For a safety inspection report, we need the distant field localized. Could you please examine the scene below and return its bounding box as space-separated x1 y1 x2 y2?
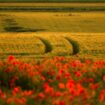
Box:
0 3 105 12
0 12 105 33
0 3 105 6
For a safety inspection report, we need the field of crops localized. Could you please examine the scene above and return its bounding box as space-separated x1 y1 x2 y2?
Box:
0 32 104 61
0 2 105 61
0 11 105 60
0 12 105 33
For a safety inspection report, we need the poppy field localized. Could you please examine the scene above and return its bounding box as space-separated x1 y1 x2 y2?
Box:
0 55 105 105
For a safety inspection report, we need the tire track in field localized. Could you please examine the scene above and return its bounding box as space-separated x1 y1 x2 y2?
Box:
64 37 80 55
36 37 52 53
36 36 79 55
54 37 73 55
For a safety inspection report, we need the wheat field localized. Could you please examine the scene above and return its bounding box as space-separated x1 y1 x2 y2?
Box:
0 12 105 33
0 32 104 61
0 10 105 60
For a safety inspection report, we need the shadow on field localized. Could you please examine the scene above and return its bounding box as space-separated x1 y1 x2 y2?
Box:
3 17 47 32
4 26 47 32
